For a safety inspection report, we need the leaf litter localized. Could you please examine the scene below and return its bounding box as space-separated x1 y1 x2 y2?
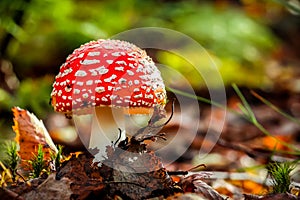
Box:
1 89 300 200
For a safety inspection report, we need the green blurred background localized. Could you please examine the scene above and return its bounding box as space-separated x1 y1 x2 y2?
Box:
0 0 300 144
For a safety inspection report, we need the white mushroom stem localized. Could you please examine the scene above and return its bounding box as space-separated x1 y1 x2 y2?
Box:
89 107 125 162
90 106 153 163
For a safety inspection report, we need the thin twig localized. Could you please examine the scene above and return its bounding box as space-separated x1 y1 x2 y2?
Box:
149 98 176 129
114 128 123 146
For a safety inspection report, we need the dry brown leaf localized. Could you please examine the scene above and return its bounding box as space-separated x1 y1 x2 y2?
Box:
56 139 181 199
180 173 224 200
12 107 58 170
101 140 180 199
23 174 72 200
56 152 104 200
3 174 71 199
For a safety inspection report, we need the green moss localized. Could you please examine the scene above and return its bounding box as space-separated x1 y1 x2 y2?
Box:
268 161 296 194
28 144 46 178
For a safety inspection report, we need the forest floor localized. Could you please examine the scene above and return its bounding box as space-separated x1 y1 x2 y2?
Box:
0 86 299 200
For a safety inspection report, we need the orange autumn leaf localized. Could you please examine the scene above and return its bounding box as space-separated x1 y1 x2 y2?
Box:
230 180 267 194
12 107 58 170
262 135 292 151
170 175 181 183
215 185 234 198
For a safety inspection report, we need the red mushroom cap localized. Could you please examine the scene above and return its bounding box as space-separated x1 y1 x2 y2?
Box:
50 39 166 116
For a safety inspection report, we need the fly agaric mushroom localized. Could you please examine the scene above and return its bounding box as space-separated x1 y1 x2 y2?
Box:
50 39 166 162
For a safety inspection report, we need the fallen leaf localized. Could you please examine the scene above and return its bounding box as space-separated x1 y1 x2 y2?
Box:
12 107 58 170
56 152 104 199
101 139 180 199
23 174 72 200
262 135 293 151
180 173 224 200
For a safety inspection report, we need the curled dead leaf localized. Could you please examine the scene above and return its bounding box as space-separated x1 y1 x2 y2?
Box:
12 107 58 170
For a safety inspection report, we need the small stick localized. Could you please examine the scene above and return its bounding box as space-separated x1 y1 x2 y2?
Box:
167 164 206 176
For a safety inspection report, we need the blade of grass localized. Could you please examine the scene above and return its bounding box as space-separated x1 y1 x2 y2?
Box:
251 90 300 126
237 103 252 118
166 86 223 107
232 83 257 123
